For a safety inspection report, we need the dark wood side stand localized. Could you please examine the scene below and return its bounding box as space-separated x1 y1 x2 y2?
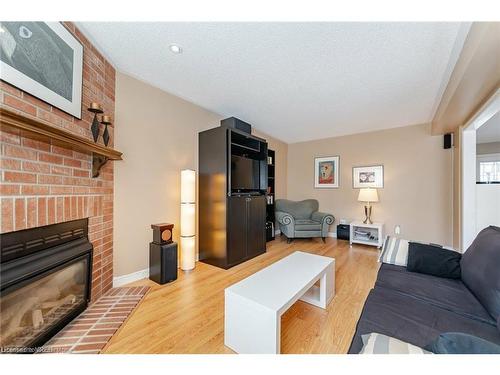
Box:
0 107 123 177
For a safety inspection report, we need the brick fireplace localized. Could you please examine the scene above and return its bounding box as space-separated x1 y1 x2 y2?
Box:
0 22 116 301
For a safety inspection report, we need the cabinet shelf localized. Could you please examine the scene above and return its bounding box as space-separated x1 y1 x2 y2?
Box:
0 107 122 177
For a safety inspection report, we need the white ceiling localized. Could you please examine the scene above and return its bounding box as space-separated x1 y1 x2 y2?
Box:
78 22 470 143
477 111 500 144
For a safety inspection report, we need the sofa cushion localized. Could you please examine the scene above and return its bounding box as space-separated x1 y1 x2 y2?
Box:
360 333 431 354
407 242 462 279
294 219 322 231
425 332 500 354
379 236 409 266
275 199 318 219
348 286 500 354
461 226 500 321
376 264 495 325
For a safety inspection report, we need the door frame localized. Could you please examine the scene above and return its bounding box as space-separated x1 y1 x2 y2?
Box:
460 88 500 250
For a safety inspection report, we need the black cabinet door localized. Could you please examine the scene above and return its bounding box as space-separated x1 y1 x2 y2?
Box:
247 196 266 258
227 196 247 265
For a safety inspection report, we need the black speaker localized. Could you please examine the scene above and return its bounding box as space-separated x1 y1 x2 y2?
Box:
221 117 252 134
149 242 178 284
444 133 453 149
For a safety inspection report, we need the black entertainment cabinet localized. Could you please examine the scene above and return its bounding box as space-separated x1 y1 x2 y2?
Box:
199 124 268 269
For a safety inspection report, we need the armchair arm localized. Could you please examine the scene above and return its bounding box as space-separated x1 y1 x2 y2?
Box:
311 211 335 225
276 211 294 226
276 211 295 239
312 212 335 238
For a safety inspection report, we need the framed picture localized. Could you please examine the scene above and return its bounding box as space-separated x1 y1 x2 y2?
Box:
314 156 339 188
0 22 83 118
353 165 384 188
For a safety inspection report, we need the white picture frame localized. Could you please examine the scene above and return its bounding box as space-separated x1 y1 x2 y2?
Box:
353 165 384 188
314 156 340 188
0 22 83 118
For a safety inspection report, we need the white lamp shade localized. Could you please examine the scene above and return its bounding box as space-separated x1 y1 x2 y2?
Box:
181 169 196 203
358 188 379 202
180 203 196 236
180 236 195 270
180 169 196 271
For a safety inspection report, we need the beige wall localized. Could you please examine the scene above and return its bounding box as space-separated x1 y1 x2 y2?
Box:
114 73 288 277
477 141 500 155
114 73 222 277
287 123 454 245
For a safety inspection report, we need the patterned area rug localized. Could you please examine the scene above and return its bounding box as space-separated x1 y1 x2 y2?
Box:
42 286 150 354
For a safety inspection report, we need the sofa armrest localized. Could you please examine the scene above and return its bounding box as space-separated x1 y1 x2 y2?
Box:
311 211 335 225
276 211 294 226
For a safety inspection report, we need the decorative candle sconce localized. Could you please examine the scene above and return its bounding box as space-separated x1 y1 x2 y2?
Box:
87 102 103 142
101 115 112 146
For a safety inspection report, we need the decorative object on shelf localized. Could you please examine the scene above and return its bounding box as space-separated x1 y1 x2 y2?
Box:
180 169 196 271
149 223 177 285
0 22 83 118
314 156 339 188
353 165 384 188
358 188 379 224
101 115 112 146
88 102 103 142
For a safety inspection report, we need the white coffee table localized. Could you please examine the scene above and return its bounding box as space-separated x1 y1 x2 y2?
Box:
224 251 335 354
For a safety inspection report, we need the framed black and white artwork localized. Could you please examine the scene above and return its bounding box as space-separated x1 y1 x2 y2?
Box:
353 165 384 188
0 22 83 118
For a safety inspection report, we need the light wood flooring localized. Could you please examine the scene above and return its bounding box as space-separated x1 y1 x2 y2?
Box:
102 236 380 354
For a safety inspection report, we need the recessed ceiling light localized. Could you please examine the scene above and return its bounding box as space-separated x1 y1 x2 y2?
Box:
169 44 182 54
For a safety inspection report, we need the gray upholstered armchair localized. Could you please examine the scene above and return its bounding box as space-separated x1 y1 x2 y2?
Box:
275 199 335 243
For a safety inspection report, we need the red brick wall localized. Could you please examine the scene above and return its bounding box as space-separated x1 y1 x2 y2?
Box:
0 22 115 301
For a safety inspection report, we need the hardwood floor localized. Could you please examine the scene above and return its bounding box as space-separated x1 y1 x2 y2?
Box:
102 236 380 354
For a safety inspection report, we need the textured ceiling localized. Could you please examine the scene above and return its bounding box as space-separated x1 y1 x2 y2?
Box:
78 22 470 143
477 111 500 144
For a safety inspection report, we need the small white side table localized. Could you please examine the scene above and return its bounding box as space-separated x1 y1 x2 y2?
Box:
350 221 384 248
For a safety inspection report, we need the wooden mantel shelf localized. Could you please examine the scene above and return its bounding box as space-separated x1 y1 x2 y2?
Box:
0 107 123 177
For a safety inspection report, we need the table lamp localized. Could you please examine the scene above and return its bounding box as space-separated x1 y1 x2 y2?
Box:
358 188 378 224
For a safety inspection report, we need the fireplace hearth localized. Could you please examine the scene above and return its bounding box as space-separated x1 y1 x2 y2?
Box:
0 219 93 353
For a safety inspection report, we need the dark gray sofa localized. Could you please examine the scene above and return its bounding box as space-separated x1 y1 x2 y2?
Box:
348 226 500 353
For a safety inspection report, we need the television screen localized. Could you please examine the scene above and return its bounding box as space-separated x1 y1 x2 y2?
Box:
231 155 260 191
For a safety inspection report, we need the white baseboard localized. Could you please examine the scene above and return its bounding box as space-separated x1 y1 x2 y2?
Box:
113 268 149 287
275 229 281 235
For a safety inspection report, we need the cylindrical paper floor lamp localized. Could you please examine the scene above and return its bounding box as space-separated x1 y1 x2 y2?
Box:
180 169 196 271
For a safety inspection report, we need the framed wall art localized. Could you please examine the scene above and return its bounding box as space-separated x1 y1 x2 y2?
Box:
0 22 83 118
353 165 384 188
314 156 339 188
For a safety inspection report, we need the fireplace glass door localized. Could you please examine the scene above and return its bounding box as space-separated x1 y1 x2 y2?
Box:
0 256 89 351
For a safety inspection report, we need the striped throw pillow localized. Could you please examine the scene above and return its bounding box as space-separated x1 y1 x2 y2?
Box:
360 333 432 354
379 235 409 266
